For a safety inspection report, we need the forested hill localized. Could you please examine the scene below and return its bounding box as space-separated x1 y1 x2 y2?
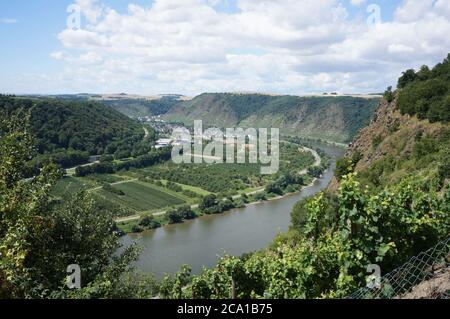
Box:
163 93 380 143
101 96 182 118
0 96 155 169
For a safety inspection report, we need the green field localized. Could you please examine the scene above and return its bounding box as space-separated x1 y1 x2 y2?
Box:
51 140 318 220
96 181 185 213
51 176 99 198
133 142 315 193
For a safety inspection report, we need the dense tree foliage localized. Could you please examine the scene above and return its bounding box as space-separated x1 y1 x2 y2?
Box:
0 96 156 170
75 148 172 177
141 143 314 193
265 173 304 196
165 206 197 225
397 53 450 122
199 194 237 215
0 110 156 298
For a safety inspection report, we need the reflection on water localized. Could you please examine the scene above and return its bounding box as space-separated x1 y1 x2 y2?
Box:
121 144 344 279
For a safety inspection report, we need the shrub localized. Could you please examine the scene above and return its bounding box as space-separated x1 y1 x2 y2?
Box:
383 86 395 103
139 215 161 229
372 135 383 149
102 183 125 196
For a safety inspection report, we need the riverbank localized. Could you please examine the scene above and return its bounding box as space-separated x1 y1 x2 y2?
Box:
120 143 344 278
115 146 323 234
116 174 316 234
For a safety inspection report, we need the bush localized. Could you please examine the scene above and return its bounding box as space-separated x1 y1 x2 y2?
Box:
413 135 438 159
139 215 161 229
100 154 114 163
132 225 144 233
383 86 395 103
254 192 267 201
102 183 125 196
335 158 352 181
199 194 219 214
166 210 183 224
177 206 196 220
165 206 197 224
372 135 384 149
307 166 324 178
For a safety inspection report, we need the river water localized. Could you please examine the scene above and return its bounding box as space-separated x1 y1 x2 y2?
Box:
121 144 344 279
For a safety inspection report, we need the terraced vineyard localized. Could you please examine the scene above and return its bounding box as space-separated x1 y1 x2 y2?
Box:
96 181 186 212
51 176 99 198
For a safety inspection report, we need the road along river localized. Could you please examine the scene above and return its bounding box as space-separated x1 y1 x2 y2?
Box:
120 144 344 279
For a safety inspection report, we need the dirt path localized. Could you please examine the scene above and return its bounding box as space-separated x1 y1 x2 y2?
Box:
298 146 321 175
65 160 100 176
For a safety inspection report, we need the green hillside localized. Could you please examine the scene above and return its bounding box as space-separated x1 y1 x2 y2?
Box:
163 93 380 143
101 96 182 118
0 96 155 169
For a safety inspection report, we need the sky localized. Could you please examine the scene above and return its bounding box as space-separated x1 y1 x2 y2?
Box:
0 0 449 96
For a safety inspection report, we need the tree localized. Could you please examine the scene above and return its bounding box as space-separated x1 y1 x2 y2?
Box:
166 210 183 224
383 86 394 103
307 166 324 178
0 110 141 298
397 69 417 89
265 182 283 195
335 158 352 181
199 194 219 214
416 65 431 81
177 206 196 220
100 154 114 163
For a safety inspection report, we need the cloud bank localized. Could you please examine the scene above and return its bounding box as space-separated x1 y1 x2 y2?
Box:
50 0 450 95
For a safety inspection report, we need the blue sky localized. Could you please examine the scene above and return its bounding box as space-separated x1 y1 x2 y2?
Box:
0 0 448 95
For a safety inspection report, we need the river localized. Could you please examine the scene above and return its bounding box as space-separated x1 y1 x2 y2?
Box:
120 144 344 279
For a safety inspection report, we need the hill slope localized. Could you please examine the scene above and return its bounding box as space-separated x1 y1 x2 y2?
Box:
100 96 182 118
333 54 450 191
0 96 155 169
163 93 380 143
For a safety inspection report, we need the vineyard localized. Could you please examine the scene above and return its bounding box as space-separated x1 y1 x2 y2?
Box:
157 172 450 299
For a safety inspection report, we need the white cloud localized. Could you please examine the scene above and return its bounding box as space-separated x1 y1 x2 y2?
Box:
1 18 18 24
50 51 66 60
350 0 366 6
75 0 104 23
40 0 450 95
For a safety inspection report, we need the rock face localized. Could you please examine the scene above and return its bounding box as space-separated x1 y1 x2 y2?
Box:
348 97 443 169
400 268 450 299
327 96 445 191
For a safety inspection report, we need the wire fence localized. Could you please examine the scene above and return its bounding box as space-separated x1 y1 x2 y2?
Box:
348 237 450 299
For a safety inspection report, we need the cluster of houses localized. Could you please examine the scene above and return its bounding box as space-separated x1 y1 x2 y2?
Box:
155 131 258 151
155 138 173 149
155 135 192 149
138 115 165 123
